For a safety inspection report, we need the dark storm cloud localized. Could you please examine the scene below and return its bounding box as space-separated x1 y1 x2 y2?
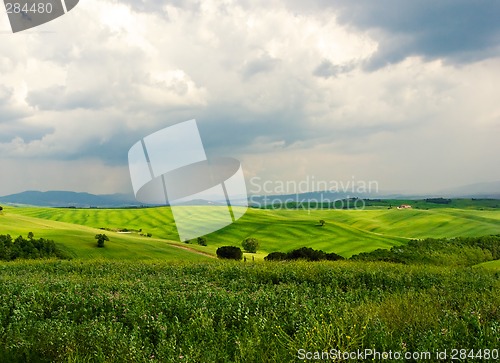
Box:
290 0 500 68
26 85 107 110
313 60 355 78
241 54 281 79
0 123 53 144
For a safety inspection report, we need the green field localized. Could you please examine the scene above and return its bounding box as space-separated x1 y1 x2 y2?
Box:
475 259 500 271
0 210 210 262
1 205 500 362
0 259 499 362
2 205 500 260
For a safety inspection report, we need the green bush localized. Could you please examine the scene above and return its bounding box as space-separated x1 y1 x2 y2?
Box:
242 237 259 253
216 246 243 260
0 233 66 261
265 247 344 262
351 235 500 266
264 252 287 261
95 234 109 248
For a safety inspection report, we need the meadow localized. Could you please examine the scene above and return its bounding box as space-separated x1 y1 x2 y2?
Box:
0 210 210 262
4 205 500 260
0 260 498 362
0 204 499 362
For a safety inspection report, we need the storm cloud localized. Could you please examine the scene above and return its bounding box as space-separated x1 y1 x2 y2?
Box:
0 0 499 195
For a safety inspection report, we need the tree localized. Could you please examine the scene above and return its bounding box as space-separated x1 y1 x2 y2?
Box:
0 206 3 212
95 234 109 248
264 252 287 261
216 246 243 260
242 237 259 253
28 232 34 240
319 220 326 227
197 236 207 246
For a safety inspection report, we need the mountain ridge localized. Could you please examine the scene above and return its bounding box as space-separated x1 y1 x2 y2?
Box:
0 190 142 208
1 181 499 208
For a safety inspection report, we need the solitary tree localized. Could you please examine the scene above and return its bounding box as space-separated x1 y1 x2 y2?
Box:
319 220 326 227
95 234 109 248
197 236 207 246
242 237 259 253
0 206 3 212
27 232 34 240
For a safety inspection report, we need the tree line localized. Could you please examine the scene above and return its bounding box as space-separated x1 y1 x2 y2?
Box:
0 233 68 261
351 235 500 266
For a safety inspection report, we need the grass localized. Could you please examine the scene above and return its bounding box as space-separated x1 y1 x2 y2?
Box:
4 206 500 260
0 259 498 362
361 198 500 210
0 211 209 262
0 204 499 361
475 259 500 271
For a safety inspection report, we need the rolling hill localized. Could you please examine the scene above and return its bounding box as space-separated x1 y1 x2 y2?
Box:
3 205 500 260
0 209 210 261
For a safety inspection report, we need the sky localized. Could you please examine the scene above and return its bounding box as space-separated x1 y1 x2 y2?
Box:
1 0 499 196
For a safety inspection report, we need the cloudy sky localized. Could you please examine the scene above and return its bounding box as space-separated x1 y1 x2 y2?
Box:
1 0 499 196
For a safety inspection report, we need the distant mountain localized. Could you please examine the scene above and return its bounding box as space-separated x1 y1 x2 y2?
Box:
438 181 500 199
1 181 499 208
0 191 144 208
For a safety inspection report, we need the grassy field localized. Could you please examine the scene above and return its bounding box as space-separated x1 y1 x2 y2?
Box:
1 204 499 362
361 198 500 210
3 205 500 260
0 259 498 362
475 259 500 271
0 210 210 262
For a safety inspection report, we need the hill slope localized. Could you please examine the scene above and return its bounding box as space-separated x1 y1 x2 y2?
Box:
0 210 210 261
5 206 500 259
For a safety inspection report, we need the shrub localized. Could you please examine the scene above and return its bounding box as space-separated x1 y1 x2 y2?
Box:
197 237 207 246
242 237 259 253
264 252 288 261
265 247 345 262
216 246 243 260
325 252 344 261
0 233 66 260
95 234 109 248
288 247 325 261
350 235 500 266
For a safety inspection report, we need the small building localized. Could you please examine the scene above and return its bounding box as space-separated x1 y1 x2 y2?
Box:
397 204 412 209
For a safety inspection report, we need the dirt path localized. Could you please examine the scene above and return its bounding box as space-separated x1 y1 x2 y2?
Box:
167 243 216 258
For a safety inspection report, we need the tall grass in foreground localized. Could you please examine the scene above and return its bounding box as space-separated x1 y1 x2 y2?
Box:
0 260 498 362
